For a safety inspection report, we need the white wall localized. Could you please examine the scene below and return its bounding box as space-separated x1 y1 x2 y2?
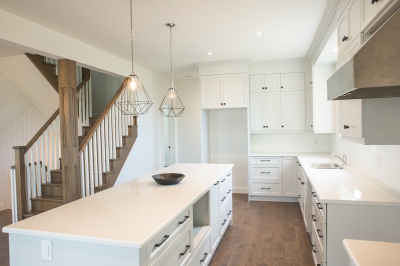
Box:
174 79 202 163
209 109 248 193
251 133 332 153
331 135 400 192
115 65 170 184
0 71 47 210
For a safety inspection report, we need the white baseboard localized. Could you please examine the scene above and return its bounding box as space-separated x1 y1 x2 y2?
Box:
232 186 248 194
0 202 4 211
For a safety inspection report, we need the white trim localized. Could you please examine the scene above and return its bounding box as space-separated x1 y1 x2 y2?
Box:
250 58 307 65
249 195 299 202
195 59 252 66
232 186 248 194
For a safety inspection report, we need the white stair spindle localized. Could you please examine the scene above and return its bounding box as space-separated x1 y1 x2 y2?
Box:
105 115 110 171
101 120 106 172
30 149 36 198
93 132 98 188
112 106 117 158
84 146 89 196
97 127 103 186
80 154 85 197
55 116 60 169
77 89 82 136
35 142 41 196
85 82 89 126
25 153 32 212
108 111 113 160
40 135 45 184
45 128 50 182
89 138 94 195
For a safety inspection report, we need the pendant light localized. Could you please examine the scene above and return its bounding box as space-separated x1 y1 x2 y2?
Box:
115 0 152 115
159 23 185 117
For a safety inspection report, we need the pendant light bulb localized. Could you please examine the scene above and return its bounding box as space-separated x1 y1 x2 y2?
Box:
129 74 137 91
167 88 177 99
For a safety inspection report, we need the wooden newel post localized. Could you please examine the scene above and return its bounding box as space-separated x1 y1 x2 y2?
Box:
58 59 81 203
13 146 27 221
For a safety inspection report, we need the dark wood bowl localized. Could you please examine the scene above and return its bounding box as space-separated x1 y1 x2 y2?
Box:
152 173 185 185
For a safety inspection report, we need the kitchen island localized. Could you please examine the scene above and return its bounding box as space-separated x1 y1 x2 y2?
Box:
3 163 233 266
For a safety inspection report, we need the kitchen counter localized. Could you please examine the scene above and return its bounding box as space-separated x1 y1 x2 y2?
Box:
343 239 400 266
2 163 233 248
250 152 400 206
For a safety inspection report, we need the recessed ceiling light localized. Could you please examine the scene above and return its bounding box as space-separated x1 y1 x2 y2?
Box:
207 52 212 55
256 31 262 35
331 48 339 52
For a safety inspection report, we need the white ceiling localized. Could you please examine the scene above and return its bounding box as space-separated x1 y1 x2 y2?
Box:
315 28 338 66
0 0 327 79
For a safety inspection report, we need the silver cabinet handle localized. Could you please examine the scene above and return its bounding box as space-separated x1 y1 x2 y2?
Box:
261 160 270 162
317 229 323 238
227 173 231 177
261 172 270 174
261 187 271 190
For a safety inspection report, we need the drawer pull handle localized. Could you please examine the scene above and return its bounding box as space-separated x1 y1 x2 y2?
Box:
178 216 189 225
214 181 219 186
317 229 323 238
228 210 232 216
227 173 231 177
298 195 301 198
317 203 323 210
180 245 190 256
200 253 208 263
312 245 317 253
261 160 271 162
221 196 226 202
301 182 305 185
312 215 317 222
222 219 227 225
227 189 231 194
154 235 169 247
372 0 378 3
221 179 226 183
312 192 317 197
261 172 271 174
261 187 271 190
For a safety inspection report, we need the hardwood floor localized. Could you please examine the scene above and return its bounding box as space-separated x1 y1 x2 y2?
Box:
0 210 12 266
210 194 314 266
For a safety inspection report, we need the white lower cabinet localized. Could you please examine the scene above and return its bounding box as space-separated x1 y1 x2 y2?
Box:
249 156 298 200
189 232 211 266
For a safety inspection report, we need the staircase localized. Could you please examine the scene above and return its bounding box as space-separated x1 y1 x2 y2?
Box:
10 54 138 222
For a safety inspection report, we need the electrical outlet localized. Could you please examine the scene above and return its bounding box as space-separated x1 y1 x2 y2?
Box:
42 240 52 260
373 155 380 167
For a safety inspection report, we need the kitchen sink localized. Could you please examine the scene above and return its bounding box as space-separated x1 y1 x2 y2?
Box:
309 163 345 169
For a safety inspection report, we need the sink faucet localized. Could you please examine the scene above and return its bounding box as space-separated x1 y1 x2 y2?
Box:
332 150 347 166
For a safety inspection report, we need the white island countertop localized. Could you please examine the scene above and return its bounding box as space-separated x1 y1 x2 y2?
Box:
250 152 400 206
3 163 233 248
343 239 400 266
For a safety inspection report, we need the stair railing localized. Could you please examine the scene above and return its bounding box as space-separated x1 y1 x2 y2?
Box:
77 73 92 136
79 78 137 197
10 166 18 223
11 70 91 221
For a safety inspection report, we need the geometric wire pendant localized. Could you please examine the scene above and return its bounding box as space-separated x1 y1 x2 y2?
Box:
159 23 185 117
115 74 153 115
159 87 185 117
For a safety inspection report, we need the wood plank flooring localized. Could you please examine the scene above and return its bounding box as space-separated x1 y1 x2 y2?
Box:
0 210 12 266
210 194 314 266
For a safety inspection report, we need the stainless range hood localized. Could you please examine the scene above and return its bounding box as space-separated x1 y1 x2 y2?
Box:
327 8 400 100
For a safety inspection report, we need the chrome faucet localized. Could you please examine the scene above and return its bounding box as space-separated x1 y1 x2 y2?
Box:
332 150 347 166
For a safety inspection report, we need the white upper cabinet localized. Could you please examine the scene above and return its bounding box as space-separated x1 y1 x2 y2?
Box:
201 73 247 109
338 0 361 55
249 73 306 132
361 0 393 30
281 91 306 131
250 74 280 92
224 73 247 108
264 92 282 130
281 73 305 91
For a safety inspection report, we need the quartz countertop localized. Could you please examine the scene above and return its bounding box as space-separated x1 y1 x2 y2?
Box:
343 239 400 266
250 152 400 206
3 163 233 248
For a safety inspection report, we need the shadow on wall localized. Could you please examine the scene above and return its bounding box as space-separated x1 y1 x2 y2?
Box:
91 70 125 117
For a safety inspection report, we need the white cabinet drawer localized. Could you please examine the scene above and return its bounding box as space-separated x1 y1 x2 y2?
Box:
250 181 282 196
311 227 324 266
220 197 232 236
152 224 192 266
250 165 281 180
250 157 281 165
311 192 326 222
312 203 325 253
189 235 211 266
147 206 192 265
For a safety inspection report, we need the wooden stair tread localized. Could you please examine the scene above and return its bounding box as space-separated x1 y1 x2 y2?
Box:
31 196 63 202
103 171 115 174
42 182 62 187
110 158 121 162
116 146 127 149
23 210 44 218
51 169 62 173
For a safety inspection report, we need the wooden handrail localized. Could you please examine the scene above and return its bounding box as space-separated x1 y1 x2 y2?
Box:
76 68 91 92
24 109 59 153
79 78 129 153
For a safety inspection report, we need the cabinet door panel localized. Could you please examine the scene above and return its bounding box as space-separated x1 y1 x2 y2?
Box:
283 158 298 197
281 91 306 131
250 75 264 93
250 93 265 131
338 11 349 53
281 73 305 91
201 75 223 109
361 0 393 30
209 182 220 253
350 99 363 138
348 0 361 44
264 74 281 92
264 92 281 130
338 100 351 135
225 73 247 108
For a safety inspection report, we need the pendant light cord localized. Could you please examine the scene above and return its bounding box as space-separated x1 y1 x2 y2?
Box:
170 25 174 88
130 0 134 74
